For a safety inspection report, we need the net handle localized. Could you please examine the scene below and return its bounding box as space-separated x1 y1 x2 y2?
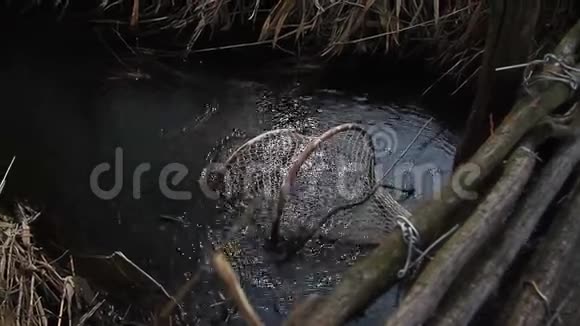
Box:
224 128 297 165
201 128 298 202
269 123 376 249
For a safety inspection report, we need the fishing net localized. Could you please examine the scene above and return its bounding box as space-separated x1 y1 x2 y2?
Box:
198 123 412 317
205 123 411 247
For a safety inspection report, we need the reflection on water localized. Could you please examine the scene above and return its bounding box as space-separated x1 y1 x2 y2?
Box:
0 21 459 324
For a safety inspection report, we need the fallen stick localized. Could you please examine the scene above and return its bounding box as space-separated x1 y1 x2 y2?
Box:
495 171 580 326
384 138 538 326
430 135 580 326
285 19 580 326
157 201 261 324
211 251 264 326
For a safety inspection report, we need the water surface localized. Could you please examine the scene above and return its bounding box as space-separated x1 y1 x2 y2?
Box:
0 20 459 325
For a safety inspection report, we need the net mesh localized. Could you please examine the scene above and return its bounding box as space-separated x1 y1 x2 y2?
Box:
208 123 411 247
199 123 412 314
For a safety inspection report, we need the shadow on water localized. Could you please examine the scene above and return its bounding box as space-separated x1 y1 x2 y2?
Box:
0 13 467 325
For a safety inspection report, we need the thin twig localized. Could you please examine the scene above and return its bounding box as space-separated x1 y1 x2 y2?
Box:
77 299 106 326
407 223 460 270
335 6 474 45
158 269 203 318
191 29 298 53
546 291 574 326
0 156 16 196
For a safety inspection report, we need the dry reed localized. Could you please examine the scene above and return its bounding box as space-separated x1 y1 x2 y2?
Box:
0 205 104 326
97 0 487 62
11 0 578 81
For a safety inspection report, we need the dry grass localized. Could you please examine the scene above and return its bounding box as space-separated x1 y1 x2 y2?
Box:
0 204 104 326
85 0 490 81
85 0 574 82
96 0 486 59
14 0 577 81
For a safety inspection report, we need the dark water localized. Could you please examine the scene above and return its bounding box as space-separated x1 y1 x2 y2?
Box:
0 18 462 324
